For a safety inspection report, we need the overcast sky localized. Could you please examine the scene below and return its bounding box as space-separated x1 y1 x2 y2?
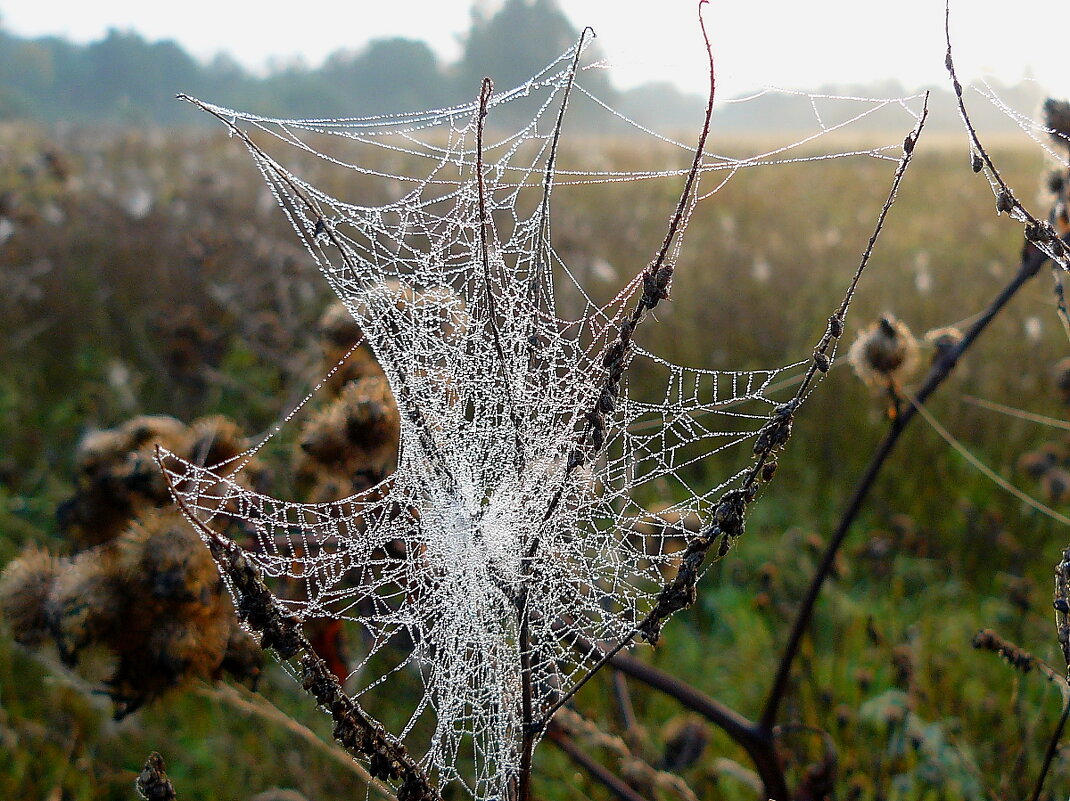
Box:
0 1 1063 99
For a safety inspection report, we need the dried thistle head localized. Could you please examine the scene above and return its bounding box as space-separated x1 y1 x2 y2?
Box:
1017 446 1062 479
318 300 382 392
319 299 365 351
64 415 188 546
49 510 253 717
848 314 919 389
220 624 264 686
185 415 246 470
297 375 400 485
116 510 224 611
1043 98 1070 148
48 544 125 664
153 303 226 382
121 415 187 452
75 427 135 485
0 545 62 645
1041 466 1070 505
658 715 709 772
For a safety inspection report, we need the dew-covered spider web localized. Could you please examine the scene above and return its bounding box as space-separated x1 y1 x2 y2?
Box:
159 31 925 800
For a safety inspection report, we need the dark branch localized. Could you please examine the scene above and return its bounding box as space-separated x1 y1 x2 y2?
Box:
546 725 653 801
761 237 1053 732
159 448 440 801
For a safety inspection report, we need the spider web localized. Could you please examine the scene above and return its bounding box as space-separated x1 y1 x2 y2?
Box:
159 35 924 799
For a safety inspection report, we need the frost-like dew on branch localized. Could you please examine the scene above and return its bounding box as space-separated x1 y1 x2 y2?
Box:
160 35 923 799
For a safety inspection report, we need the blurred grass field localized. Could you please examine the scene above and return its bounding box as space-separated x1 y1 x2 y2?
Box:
2 120 1069 800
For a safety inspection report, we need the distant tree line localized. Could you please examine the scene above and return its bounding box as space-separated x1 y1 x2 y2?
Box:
0 0 1046 134
0 0 623 126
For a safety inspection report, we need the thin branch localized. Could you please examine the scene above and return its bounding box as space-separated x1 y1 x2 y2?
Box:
943 1 1070 268
1032 698 1070 801
760 235 1059 732
194 682 397 800
612 671 639 734
1051 265 1070 343
543 0 718 517
540 94 931 738
158 447 440 801
546 726 652 801
761 23 1070 728
972 629 1070 801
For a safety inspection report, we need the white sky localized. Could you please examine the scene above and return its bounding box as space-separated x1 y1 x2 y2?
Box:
0 1 1064 98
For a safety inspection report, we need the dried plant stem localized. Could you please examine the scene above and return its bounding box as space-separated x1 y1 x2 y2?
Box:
760 14 1070 736
545 726 652 801
972 629 1070 801
553 707 698 801
612 671 638 734
160 449 439 801
194 683 397 800
1050 265 1070 343
539 95 930 746
943 1 1070 267
761 238 1057 733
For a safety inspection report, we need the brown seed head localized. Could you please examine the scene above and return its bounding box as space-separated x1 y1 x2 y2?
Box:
48 544 125 664
848 314 919 389
185 415 246 470
1042 467 1070 505
0 545 62 645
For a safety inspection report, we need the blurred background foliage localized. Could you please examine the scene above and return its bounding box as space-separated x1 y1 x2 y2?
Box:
3 1 1070 800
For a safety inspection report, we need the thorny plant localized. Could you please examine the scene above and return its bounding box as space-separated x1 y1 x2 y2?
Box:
81 5 1070 801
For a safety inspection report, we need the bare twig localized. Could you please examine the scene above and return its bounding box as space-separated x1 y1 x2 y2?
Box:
972 628 1070 801
194 682 397 800
943 1 1070 269
761 236 1054 733
612 671 639 735
554 707 698 801
540 92 931 745
546 725 652 801
760 21 1070 732
159 447 439 801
